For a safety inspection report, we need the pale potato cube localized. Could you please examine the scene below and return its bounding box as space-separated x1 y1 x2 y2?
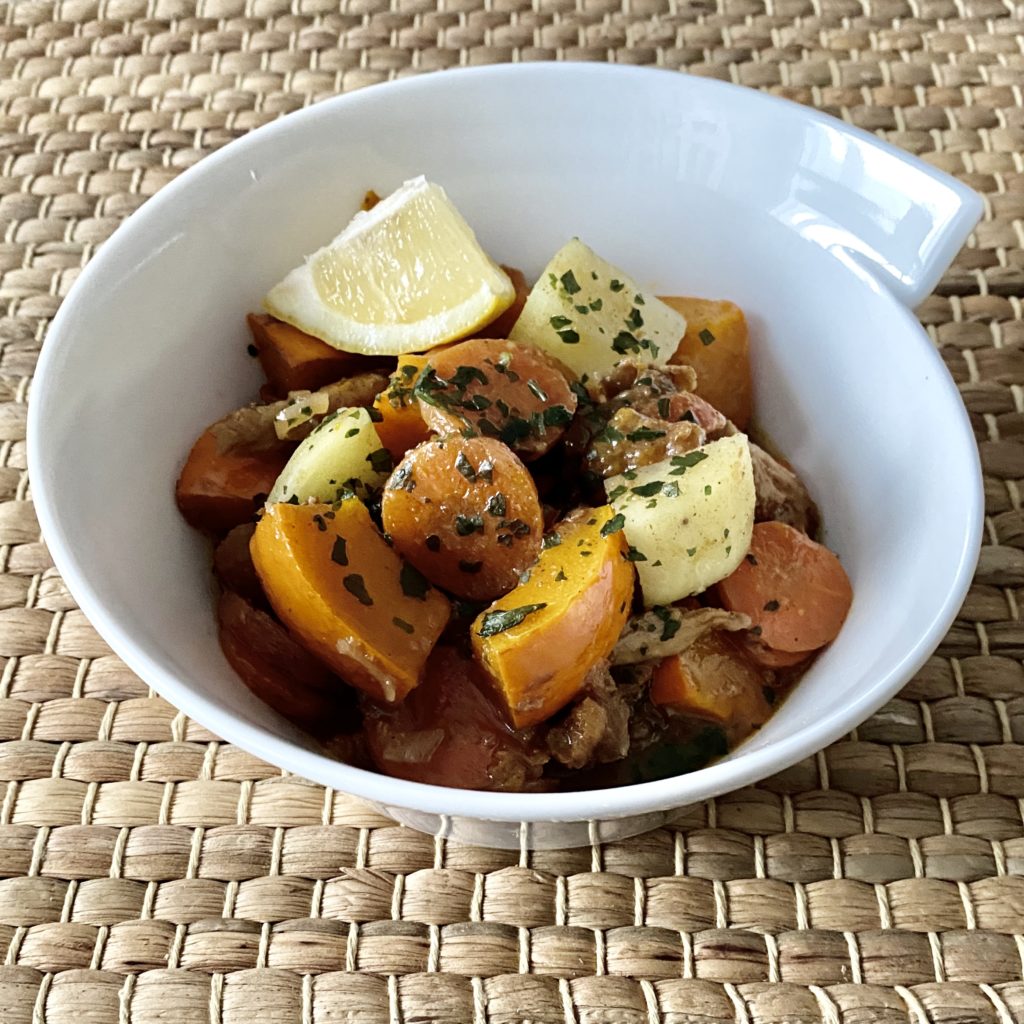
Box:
606 434 755 606
268 406 390 504
509 239 686 380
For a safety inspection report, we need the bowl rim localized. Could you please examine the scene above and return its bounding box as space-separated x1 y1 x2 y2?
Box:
28 62 985 824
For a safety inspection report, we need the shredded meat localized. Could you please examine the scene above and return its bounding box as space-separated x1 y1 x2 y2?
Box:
749 442 818 535
545 660 632 768
586 408 704 478
612 607 752 665
586 360 698 408
209 371 388 450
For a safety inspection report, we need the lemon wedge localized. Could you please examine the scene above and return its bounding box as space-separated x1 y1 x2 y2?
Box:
263 177 515 356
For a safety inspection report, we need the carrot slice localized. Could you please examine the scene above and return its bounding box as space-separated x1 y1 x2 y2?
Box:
416 339 577 460
247 313 367 396
381 435 543 601
715 521 853 653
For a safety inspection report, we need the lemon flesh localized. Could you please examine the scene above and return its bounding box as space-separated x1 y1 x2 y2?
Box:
264 177 515 356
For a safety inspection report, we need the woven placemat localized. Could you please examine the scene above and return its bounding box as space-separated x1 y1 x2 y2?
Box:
2 2 1023 1021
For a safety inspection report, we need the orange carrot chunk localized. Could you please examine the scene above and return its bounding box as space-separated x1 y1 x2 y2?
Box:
416 338 576 460
662 296 753 430
381 435 543 601
247 313 368 396
715 521 853 653
371 353 432 461
650 631 772 736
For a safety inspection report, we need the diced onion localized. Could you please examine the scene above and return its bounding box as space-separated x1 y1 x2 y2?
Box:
274 390 330 440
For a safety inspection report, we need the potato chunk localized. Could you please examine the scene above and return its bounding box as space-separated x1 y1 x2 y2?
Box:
268 407 390 505
471 507 634 728
251 498 450 703
606 434 755 607
509 239 686 379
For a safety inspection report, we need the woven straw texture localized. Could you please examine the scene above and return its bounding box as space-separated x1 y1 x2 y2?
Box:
3 1 1024 1021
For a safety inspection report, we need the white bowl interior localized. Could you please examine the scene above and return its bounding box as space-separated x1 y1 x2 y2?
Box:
30 66 981 828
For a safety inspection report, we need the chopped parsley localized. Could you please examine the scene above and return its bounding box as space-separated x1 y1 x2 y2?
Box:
454 514 484 536
763 599 780 612
626 427 666 442
477 603 548 637
542 532 562 549
543 405 573 427
652 606 681 642
458 560 483 574
624 545 647 562
555 569 568 581
485 493 507 517
400 562 430 600
393 617 415 634
550 315 572 329
343 574 373 607
631 480 664 498
345 427 360 438
389 464 415 492
560 270 581 295
610 279 625 292
527 379 548 402
601 513 626 536
454 452 476 482
557 328 580 345
367 448 393 474
699 328 716 346
331 536 348 566
425 535 441 552
669 450 709 476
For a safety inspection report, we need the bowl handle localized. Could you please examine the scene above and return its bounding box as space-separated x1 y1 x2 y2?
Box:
789 124 985 309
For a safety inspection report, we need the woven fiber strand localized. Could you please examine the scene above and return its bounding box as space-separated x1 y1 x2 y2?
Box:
1 0 1023 1021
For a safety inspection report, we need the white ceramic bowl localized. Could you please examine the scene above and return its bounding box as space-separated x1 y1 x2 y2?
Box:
30 64 983 849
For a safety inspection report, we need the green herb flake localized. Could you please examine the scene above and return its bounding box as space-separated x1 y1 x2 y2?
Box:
286 494 300 505
549 314 573 330
542 532 562 549
763 599 780 612
557 328 580 345
477 603 549 638
687 546 697 557
626 427 666 442
331 536 349 566
575 304 590 315
631 480 663 498
400 562 430 600
454 452 476 482
526 379 548 402
601 513 626 536
367 448 393 474
626 307 644 331
763 686 777 706
247 343 259 357
634 294 645 305
669 450 710 476
455 514 484 536
610 279 625 292
485 492 507 517
704 485 712 495
393 617 415 634
389 464 415 492
607 485 627 501
746 553 758 566
543 405 573 428
345 427 360 438
624 545 647 562
425 534 441 552
477 459 495 483
458 560 484 574
560 269 581 295
657 397 671 419
555 568 568 581
312 514 327 532
343 573 373 607
652 606 681 642
589 298 603 312
699 328 716 346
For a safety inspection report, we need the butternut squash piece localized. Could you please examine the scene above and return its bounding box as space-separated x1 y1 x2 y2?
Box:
371 353 432 460
471 507 634 728
251 498 450 703
650 630 772 737
661 296 753 429
381 435 543 601
247 313 366 396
